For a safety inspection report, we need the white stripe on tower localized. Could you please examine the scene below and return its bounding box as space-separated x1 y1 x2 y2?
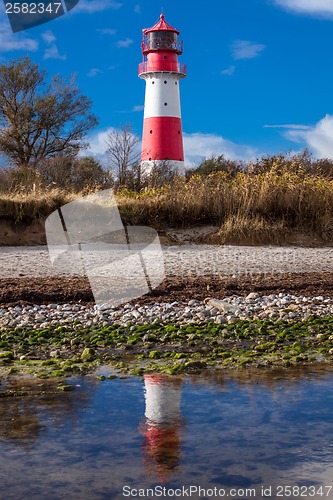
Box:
143 73 181 118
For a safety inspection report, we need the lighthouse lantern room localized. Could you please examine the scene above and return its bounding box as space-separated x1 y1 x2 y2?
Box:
139 13 186 174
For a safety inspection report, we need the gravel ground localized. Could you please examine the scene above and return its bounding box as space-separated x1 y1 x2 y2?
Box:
1 245 333 327
1 244 333 278
1 293 332 331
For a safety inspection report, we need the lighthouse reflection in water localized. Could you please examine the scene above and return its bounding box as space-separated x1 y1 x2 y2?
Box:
141 375 184 482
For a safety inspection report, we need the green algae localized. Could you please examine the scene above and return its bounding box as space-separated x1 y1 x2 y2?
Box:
0 351 14 359
1 316 333 379
57 384 75 391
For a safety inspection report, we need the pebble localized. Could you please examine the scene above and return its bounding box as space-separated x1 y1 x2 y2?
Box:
206 299 236 314
0 294 332 330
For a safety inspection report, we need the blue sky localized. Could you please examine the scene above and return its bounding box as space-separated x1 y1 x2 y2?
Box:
1 0 333 166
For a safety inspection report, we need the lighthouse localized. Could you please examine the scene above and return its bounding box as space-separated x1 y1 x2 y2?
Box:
140 374 183 482
139 13 186 174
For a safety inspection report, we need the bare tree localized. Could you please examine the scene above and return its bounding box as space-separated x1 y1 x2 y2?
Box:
105 123 141 186
0 56 98 166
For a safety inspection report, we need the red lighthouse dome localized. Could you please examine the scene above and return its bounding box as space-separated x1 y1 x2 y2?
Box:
139 13 186 174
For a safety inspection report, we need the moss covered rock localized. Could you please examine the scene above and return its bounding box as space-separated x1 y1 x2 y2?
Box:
81 347 96 362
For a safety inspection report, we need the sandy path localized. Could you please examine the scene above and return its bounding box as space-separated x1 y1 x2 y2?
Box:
1 244 333 278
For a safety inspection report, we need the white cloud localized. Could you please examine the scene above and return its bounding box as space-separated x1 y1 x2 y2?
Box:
42 30 56 44
87 128 112 156
87 68 103 77
97 28 117 35
116 38 133 48
231 40 266 60
221 65 235 76
0 19 38 52
264 124 312 130
273 0 333 17
44 44 66 60
281 115 333 158
183 132 257 166
42 31 66 60
74 0 122 13
132 105 144 112
134 4 141 13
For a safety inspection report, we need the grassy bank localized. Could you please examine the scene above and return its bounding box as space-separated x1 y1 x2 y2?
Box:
0 188 75 222
1 317 333 380
117 170 333 244
1 165 333 245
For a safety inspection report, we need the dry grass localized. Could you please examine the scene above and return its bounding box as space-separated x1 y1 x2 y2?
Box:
117 170 333 244
1 166 333 245
0 188 77 221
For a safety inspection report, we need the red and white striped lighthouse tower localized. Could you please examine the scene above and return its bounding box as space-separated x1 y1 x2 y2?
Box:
139 13 186 174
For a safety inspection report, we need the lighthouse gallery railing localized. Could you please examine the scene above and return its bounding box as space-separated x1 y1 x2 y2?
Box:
138 62 186 76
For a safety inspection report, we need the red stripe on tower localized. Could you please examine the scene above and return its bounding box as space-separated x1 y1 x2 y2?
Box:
141 117 184 161
138 13 186 174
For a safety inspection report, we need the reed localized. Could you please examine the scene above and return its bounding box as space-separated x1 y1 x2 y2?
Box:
1 162 333 244
117 169 333 243
0 189 76 221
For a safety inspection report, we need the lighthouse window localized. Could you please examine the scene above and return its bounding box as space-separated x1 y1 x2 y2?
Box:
164 102 168 106
149 157 152 161
164 55 167 59
175 82 178 85
147 31 177 50
152 81 155 84
164 80 167 84
178 131 181 134
150 130 153 134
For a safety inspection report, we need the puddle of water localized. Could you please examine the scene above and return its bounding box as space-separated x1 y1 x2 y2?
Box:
1 367 333 499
